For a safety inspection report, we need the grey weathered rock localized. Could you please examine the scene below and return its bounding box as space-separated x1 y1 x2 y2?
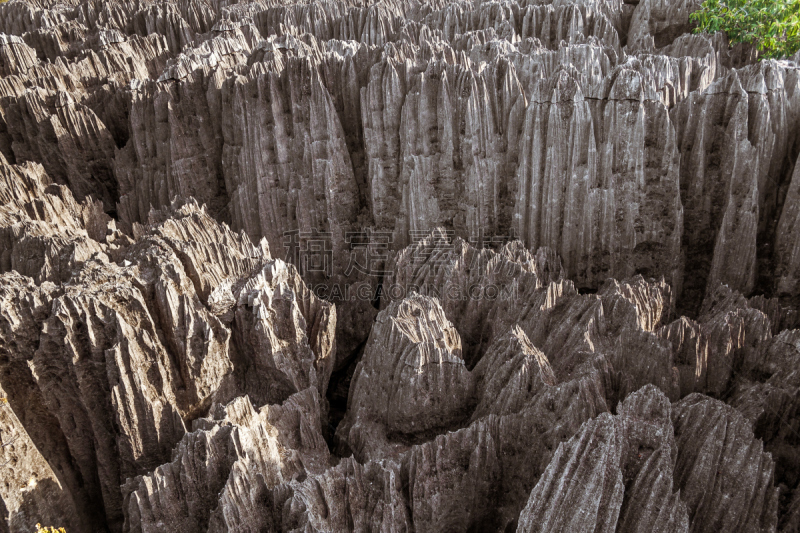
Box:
384 229 566 366
123 387 330 533
672 393 779 532
471 325 556 419
0 380 83 533
0 159 120 283
0 0 798 530
518 384 780 533
0 34 38 76
232 257 337 406
626 0 701 52
517 385 688 533
672 60 800 313
336 293 473 460
515 59 683 291
775 152 800 301
0 193 328 530
263 340 610 532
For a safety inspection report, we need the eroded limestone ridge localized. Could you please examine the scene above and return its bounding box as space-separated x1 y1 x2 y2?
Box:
0 0 798 530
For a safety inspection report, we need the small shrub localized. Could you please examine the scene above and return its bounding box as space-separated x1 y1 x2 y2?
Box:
36 525 66 533
691 0 800 59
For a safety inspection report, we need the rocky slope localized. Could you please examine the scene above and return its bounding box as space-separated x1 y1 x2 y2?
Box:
0 0 798 531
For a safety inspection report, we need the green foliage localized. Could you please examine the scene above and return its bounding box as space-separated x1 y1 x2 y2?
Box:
690 0 800 59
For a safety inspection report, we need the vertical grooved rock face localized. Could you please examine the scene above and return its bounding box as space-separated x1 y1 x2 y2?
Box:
0 159 121 283
228 57 361 245
672 394 779 533
695 284 772 396
775 153 800 299
518 385 689 533
26 265 189 529
518 413 627 533
657 316 708 396
133 198 272 305
385 230 566 366
257 341 610 532
0 0 799 531
672 61 799 313
626 0 701 53
363 56 528 246
257 456 412 533
515 61 683 291
406 416 503 532
0 34 39 77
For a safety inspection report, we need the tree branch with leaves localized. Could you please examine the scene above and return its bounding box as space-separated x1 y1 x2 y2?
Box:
691 0 800 58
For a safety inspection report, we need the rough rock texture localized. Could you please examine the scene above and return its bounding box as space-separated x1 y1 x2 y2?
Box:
672 393 779 532
123 387 330 533
336 293 474 460
518 384 780 532
0 0 798 531
517 385 688 533
0 382 82 533
0 196 331 530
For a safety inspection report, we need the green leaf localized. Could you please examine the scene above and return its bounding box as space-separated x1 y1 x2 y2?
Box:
692 0 800 58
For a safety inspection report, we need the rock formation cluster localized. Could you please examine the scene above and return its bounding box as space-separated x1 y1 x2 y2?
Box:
0 0 798 530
